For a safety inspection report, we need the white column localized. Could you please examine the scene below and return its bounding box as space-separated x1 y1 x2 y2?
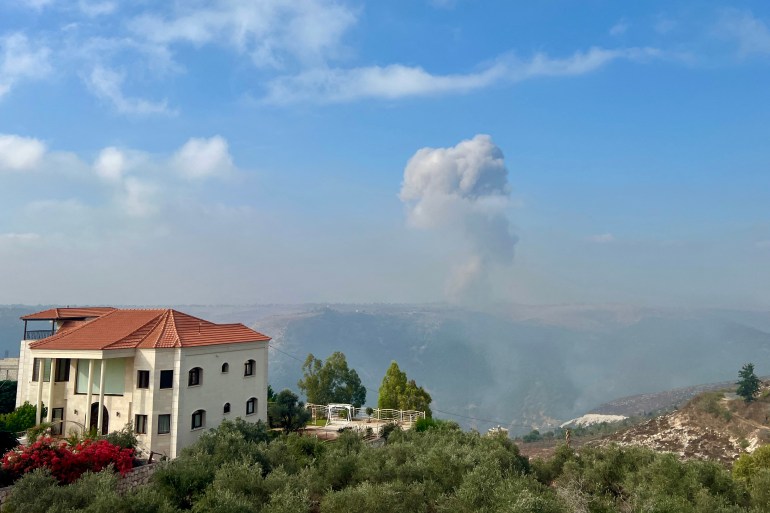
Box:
97 359 106 433
35 359 44 425
46 358 56 423
84 359 94 430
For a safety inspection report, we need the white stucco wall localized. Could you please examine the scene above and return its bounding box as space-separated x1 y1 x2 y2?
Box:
174 341 268 457
16 340 269 459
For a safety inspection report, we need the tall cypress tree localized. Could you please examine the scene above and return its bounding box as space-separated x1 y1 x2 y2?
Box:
736 363 761 403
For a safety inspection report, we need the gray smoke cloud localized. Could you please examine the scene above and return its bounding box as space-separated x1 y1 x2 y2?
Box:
400 134 517 300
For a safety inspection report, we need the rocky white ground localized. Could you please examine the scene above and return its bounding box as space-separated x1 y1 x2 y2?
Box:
561 413 628 428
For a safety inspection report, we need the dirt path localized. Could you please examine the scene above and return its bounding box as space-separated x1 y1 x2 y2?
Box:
720 397 769 431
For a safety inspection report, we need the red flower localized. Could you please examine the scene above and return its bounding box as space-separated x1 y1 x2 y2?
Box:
0 437 133 484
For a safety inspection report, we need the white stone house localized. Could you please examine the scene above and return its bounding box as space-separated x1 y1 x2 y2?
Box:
16 307 270 458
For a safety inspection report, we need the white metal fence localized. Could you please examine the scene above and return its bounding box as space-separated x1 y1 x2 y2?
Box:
305 404 426 426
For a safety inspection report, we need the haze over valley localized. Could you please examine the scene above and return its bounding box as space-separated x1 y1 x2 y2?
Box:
4 302 769 432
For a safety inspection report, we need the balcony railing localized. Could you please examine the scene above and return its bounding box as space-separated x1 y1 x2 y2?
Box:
24 330 54 340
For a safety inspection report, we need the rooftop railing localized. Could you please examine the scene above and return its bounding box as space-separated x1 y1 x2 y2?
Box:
24 330 54 340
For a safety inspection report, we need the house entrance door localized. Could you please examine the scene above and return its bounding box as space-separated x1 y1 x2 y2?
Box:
89 403 109 435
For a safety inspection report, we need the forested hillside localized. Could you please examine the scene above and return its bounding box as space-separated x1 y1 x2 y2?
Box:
4 303 770 431
248 304 770 431
6 419 770 513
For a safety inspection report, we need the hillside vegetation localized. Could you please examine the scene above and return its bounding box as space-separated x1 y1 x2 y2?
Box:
603 387 770 465
249 304 770 430
6 418 770 513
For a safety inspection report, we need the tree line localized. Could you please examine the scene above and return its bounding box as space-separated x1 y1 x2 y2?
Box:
7 417 770 512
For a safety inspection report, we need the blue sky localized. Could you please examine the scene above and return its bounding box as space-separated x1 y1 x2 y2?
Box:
0 0 768 308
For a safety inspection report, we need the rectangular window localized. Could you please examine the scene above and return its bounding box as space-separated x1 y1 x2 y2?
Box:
158 414 171 434
191 410 204 430
32 358 51 382
188 368 201 386
75 359 125 395
137 370 150 389
244 360 255 377
159 370 173 389
54 359 70 382
135 414 148 435
51 408 64 436
246 398 256 415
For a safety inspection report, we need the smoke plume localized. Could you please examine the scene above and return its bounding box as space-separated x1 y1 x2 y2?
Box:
400 134 517 300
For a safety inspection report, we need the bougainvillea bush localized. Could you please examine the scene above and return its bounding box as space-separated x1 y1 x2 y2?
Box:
1 436 133 484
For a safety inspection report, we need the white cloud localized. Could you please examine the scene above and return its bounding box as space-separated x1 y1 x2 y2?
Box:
588 233 615 243
610 20 629 36
21 0 55 10
0 33 51 99
654 17 677 35
400 134 517 299
86 65 172 115
25 199 89 220
0 134 46 171
78 0 117 17
264 46 661 104
128 0 356 68
172 136 234 179
716 9 770 56
0 232 40 242
12 134 239 224
93 146 126 182
3 2 668 112
120 177 158 217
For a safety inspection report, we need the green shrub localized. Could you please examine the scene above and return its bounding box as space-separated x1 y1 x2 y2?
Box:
733 445 770 483
691 391 732 421
105 423 138 451
4 468 124 513
522 429 542 443
152 455 216 509
261 482 310 513
414 417 460 432
2 468 59 513
532 444 575 484
25 422 51 443
0 403 39 434
321 481 431 513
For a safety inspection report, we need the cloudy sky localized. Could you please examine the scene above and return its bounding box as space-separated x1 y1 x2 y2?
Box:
0 0 769 308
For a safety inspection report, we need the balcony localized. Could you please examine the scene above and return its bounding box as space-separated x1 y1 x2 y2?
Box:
24 330 54 340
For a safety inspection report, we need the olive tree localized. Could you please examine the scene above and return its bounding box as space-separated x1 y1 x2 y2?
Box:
297 352 366 407
268 389 311 433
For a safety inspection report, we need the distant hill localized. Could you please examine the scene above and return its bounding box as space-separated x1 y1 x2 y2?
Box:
601 387 770 465
234 303 770 432
589 380 739 417
0 306 44 358
4 303 770 432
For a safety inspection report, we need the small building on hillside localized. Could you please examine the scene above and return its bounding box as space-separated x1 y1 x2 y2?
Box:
16 307 270 458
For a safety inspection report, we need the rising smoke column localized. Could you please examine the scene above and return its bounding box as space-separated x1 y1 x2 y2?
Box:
399 134 517 300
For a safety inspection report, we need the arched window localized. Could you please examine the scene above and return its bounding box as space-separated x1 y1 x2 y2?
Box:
191 409 205 430
188 367 202 386
221 362 229 373
223 402 231 414
246 397 257 415
244 359 255 377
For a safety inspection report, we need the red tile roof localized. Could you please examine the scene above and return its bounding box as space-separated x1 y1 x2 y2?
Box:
21 307 117 321
28 308 270 351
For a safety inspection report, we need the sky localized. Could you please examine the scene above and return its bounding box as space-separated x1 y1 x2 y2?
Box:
0 0 769 308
